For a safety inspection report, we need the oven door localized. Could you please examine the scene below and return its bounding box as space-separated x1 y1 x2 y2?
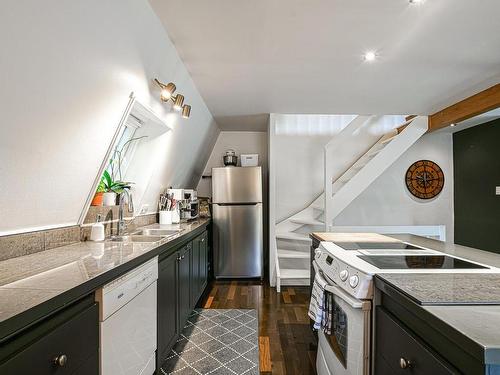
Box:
313 261 371 375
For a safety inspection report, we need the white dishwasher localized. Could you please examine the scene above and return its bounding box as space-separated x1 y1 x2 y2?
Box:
96 256 158 375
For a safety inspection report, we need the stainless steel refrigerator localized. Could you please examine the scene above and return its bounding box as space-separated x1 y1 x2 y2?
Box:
212 166 263 278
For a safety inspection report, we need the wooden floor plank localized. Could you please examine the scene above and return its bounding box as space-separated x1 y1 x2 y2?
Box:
203 296 214 308
282 291 292 304
227 281 237 300
259 336 272 372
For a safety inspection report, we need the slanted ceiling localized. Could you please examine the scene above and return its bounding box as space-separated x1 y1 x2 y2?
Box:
0 0 219 235
150 0 500 131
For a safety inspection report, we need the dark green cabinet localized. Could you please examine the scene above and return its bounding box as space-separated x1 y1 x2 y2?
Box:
191 231 208 307
157 251 179 368
375 307 457 374
157 228 210 370
0 296 98 375
178 244 192 325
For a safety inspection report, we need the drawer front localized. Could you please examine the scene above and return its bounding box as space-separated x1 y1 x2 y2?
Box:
375 307 457 375
0 303 99 375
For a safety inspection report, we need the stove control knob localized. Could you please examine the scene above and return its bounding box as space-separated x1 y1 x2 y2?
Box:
349 275 359 288
339 270 349 281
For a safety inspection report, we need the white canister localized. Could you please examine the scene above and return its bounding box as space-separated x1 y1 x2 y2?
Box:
102 192 117 206
159 211 173 225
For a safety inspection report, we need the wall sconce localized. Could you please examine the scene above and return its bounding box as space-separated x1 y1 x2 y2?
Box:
154 78 191 119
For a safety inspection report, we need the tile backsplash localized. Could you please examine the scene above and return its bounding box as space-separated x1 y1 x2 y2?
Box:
0 212 158 261
0 226 80 261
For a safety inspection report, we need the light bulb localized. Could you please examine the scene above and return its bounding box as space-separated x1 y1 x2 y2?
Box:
364 51 376 62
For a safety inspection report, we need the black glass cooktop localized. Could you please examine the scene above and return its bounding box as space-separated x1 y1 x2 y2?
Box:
358 255 488 269
334 241 423 250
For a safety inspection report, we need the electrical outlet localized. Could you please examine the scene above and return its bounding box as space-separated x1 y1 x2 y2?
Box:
140 204 149 214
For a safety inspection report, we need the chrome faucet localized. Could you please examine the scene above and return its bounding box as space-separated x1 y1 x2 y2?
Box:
118 190 134 236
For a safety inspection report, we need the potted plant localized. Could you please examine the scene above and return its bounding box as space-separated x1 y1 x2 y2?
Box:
102 170 132 206
91 178 106 206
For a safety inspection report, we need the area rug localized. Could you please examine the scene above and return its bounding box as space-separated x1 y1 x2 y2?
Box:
161 309 259 375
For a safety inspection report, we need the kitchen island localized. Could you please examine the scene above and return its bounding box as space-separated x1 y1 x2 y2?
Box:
312 232 500 374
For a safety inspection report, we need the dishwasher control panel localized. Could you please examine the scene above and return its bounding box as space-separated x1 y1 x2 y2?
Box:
96 256 158 321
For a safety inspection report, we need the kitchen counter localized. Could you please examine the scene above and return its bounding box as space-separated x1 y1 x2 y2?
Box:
377 273 500 305
0 218 210 341
374 235 500 366
313 232 500 366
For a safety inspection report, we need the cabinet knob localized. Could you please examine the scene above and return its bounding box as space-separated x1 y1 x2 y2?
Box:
399 357 412 369
201 238 205 242
54 354 68 367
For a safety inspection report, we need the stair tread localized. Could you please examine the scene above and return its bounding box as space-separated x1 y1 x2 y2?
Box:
280 268 310 279
381 134 398 144
277 249 310 259
289 217 324 226
276 232 312 242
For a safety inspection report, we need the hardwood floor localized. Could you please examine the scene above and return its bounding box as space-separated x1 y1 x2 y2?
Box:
198 280 318 375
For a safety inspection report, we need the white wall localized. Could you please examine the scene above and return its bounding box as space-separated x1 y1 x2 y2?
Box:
274 135 329 222
334 132 454 242
197 131 268 198
0 0 219 235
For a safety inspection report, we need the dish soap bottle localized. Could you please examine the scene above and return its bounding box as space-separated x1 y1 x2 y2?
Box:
90 214 105 241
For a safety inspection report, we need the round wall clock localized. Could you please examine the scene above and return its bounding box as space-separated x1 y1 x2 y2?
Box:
405 160 444 200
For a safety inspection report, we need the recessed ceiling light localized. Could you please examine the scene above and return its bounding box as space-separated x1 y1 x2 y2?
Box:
409 0 425 4
364 51 377 62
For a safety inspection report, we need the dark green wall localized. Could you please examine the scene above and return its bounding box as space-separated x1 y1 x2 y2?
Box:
454 118 500 253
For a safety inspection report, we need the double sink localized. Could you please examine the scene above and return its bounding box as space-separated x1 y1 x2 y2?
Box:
109 228 183 243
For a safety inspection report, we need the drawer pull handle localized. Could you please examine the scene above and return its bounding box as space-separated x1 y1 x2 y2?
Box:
399 357 412 369
54 354 68 367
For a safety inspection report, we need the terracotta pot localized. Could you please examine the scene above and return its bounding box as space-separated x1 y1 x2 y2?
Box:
91 192 104 206
103 192 117 206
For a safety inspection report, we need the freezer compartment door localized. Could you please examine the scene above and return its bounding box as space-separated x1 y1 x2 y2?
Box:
213 203 263 278
212 167 262 203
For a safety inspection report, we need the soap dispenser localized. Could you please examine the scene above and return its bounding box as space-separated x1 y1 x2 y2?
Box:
90 214 105 241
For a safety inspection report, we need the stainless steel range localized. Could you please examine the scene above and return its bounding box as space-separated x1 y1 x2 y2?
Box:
312 233 498 375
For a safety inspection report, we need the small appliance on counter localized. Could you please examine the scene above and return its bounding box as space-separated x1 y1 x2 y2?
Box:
241 154 259 167
223 149 238 166
182 189 199 220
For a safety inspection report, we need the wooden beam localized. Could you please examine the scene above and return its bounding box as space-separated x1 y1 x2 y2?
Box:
429 84 500 132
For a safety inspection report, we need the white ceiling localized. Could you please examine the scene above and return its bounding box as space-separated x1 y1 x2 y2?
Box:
150 0 500 131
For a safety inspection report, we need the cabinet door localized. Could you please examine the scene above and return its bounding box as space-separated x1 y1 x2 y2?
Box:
375 307 457 374
157 251 179 368
199 232 208 293
191 237 201 307
0 303 98 375
178 244 192 328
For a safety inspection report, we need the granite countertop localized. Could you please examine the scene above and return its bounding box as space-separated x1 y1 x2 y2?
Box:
373 235 500 365
0 218 210 340
377 273 500 305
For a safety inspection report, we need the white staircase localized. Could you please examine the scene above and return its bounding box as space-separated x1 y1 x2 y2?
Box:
272 115 429 292
325 115 429 227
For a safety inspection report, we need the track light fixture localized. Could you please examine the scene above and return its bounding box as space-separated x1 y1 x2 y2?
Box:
154 78 191 119
173 94 185 111
182 105 191 119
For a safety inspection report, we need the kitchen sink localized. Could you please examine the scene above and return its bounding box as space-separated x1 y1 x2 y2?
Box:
133 229 183 237
108 235 163 243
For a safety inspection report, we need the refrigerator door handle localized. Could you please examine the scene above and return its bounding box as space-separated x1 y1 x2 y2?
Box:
216 202 259 206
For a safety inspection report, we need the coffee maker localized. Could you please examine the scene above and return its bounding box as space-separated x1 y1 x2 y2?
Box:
182 189 198 220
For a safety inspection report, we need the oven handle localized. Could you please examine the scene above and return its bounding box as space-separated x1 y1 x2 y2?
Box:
313 261 370 310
